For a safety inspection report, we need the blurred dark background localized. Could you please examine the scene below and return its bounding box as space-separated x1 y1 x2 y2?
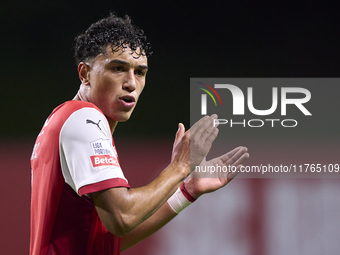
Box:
1 1 340 254
1 0 339 139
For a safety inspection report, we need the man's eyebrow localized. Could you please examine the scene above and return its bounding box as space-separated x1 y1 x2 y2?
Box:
108 59 129 65
138 64 148 70
108 59 148 70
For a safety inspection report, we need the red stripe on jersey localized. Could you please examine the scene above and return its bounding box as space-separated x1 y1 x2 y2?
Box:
79 178 130 196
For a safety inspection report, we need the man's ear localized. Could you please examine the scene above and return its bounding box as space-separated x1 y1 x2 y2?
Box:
78 62 91 85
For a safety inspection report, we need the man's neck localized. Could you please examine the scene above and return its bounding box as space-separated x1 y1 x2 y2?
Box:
73 90 118 135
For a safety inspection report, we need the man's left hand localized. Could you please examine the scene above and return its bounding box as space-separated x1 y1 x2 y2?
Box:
184 146 249 199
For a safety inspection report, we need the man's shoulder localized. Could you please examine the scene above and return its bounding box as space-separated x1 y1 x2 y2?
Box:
57 101 112 139
39 100 105 135
53 100 102 116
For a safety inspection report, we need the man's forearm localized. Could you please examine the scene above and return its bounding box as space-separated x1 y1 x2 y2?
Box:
90 162 187 236
120 202 178 251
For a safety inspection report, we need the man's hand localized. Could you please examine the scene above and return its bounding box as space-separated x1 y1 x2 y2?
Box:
171 115 219 176
184 146 249 199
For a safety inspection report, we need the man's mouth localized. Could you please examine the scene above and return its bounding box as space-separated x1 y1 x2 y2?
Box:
119 96 135 107
122 98 133 103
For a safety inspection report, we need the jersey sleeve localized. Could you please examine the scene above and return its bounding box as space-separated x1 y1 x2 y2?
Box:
59 107 129 196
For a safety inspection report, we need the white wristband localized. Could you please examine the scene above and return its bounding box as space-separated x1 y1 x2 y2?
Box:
167 187 192 214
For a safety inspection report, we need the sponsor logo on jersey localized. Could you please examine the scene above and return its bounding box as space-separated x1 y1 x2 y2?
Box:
86 119 102 130
90 139 117 156
90 155 119 167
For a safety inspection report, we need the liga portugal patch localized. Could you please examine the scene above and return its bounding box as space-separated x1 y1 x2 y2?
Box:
90 155 119 167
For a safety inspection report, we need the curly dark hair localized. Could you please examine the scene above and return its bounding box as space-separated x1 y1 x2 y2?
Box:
74 13 152 64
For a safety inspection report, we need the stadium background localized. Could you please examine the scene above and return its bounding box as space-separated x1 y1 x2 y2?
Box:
1 1 340 254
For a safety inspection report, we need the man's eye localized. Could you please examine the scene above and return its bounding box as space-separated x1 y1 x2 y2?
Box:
113 66 123 72
135 70 146 76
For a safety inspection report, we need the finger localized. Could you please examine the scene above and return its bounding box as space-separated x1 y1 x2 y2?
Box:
202 126 219 147
198 115 219 143
196 114 217 135
231 152 250 167
189 115 218 154
220 163 243 186
228 154 250 182
189 115 209 134
226 164 243 181
174 123 185 146
218 146 243 163
224 147 249 166
190 114 217 136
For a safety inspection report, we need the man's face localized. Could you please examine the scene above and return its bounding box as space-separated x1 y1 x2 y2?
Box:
85 46 148 126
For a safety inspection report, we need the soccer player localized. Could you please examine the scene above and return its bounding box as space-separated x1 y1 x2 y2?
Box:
30 13 249 255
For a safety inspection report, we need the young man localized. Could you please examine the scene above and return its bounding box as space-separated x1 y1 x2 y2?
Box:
30 13 249 255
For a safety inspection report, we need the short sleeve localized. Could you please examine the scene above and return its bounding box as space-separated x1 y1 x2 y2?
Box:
59 107 129 196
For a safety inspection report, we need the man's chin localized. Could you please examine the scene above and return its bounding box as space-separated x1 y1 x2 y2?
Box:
108 113 132 123
118 118 130 123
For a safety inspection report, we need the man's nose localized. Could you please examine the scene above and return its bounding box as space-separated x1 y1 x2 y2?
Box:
122 70 136 92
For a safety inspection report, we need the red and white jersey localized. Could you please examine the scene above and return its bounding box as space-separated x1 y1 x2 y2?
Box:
30 100 130 255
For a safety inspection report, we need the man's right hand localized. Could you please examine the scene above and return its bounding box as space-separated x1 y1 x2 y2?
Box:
171 115 219 176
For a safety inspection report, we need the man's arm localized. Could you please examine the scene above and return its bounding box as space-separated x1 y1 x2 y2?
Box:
89 165 183 237
89 115 219 237
120 202 177 251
